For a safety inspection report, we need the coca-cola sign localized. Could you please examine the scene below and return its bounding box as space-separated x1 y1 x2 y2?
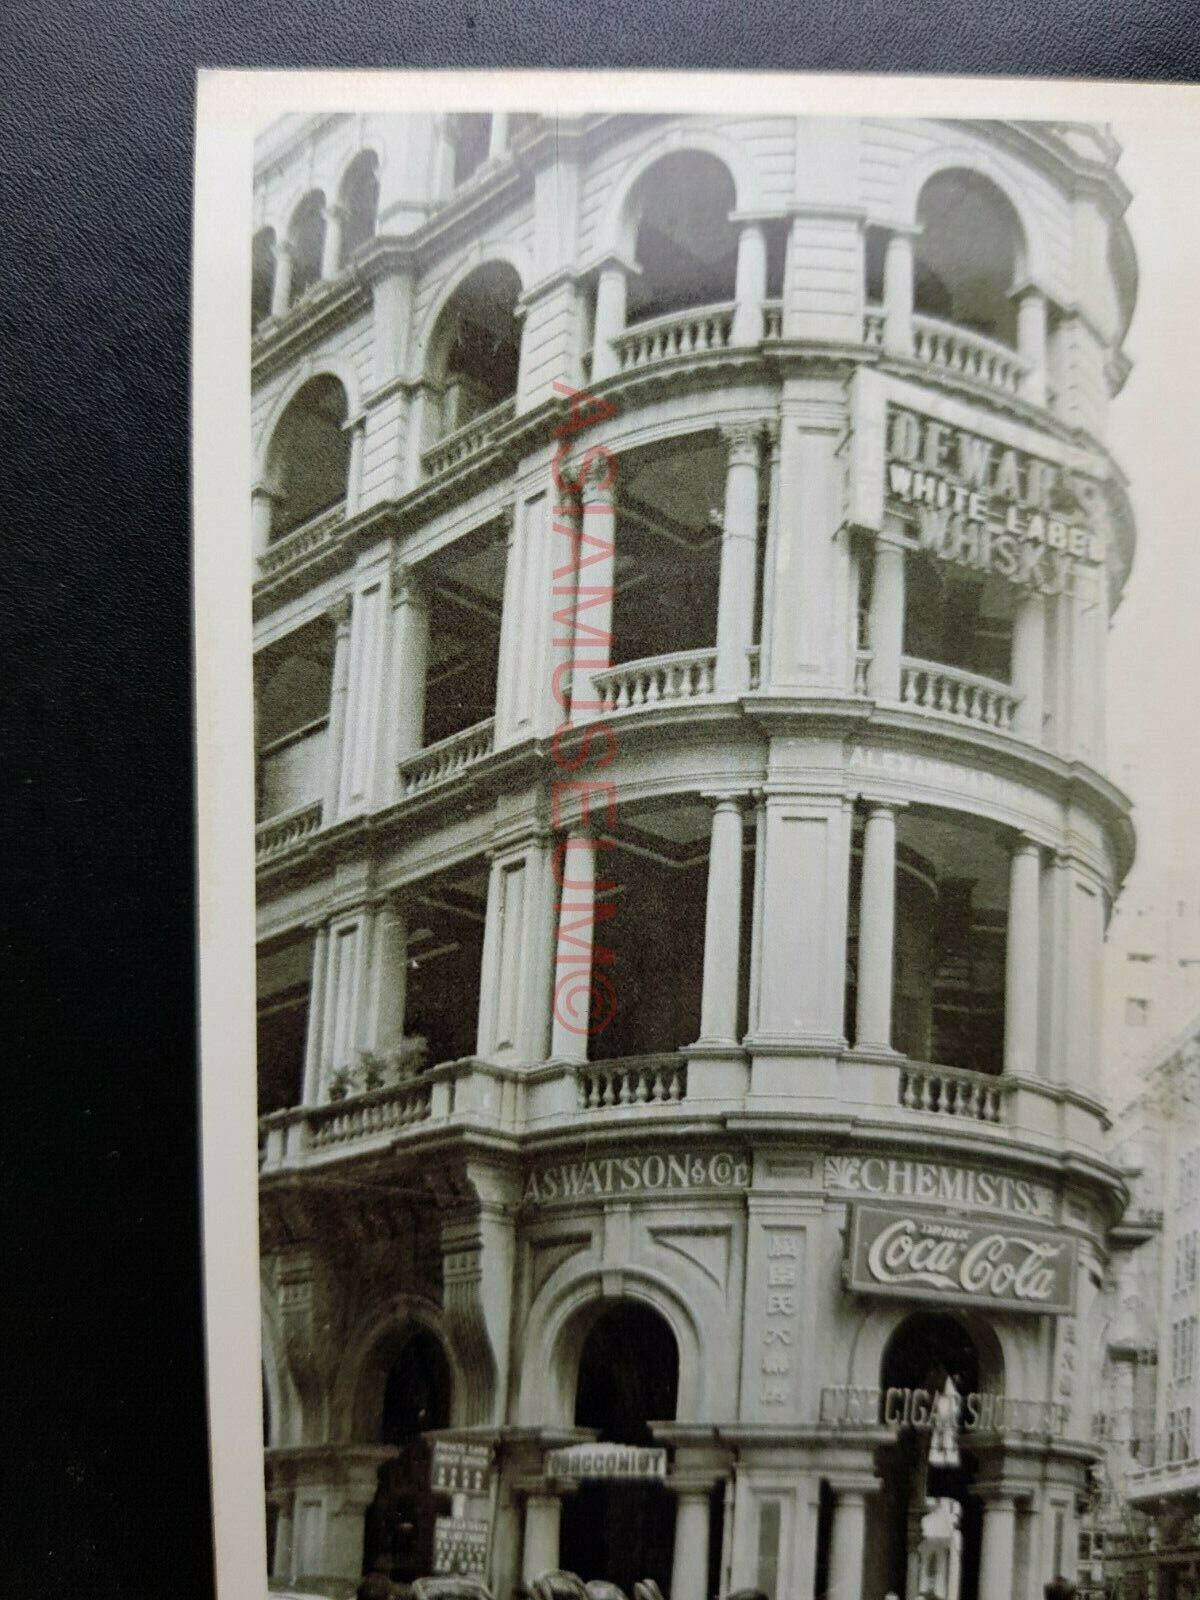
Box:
846 1204 1076 1316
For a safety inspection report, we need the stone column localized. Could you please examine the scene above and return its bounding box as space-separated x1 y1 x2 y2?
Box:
856 801 899 1053
591 258 629 382
550 827 601 1063
522 1490 562 1584
344 416 366 517
715 424 762 694
488 111 510 160
699 797 745 1044
827 1485 869 1600
568 457 616 718
1016 287 1048 407
670 1487 713 1600
732 220 769 346
882 230 915 356
978 1490 1018 1600
1012 590 1046 741
366 896 408 1054
271 237 294 317
301 921 330 1105
323 596 353 823
866 535 906 700
1005 837 1042 1077
756 421 782 685
251 483 277 560
269 1489 295 1582
321 204 345 278
387 562 430 771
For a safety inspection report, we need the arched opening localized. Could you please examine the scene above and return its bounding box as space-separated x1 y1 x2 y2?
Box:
427 262 522 441
914 171 1024 347
626 151 739 326
288 189 327 304
339 151 379 265
869 1312 1003 1600
559 1301 693 1596
252 227 275 330
264 375 350 541
451 113 492 187
361 1327 453 1584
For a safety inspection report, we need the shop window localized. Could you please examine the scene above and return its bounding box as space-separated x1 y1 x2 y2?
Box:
251 227 275 330
625 150 738 325
287 188 327 303
338 150 379 265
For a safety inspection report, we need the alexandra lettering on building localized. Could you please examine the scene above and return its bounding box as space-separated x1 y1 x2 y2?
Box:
884 405 1105 595
845 1204 1077 1315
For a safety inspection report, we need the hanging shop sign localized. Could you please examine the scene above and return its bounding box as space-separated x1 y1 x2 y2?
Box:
522 1149 750 1208
845 1203 1077 1315
431 1440 492 1496
543 1443 668 1481
884 406 1105 596
818 1384 1068 1437
433 1517 489 1578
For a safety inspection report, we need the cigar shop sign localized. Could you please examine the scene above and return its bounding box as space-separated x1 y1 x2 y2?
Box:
884 406 1105 597
846 1203 1077 1316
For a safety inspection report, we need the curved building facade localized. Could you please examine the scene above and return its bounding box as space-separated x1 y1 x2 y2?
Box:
251 111 1139 1600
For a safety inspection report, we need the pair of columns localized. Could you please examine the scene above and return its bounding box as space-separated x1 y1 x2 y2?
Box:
852 798 1042 1076
866 534 1047 742
590 217 771 382
521 1479 716 1600
878 228 1049 405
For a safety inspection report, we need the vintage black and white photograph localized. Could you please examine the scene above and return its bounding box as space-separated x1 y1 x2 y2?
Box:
193 74 1200 1600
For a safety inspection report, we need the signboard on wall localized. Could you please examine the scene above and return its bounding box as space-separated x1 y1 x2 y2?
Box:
884 404 1105 596
433 1517 489 1577
430 1440 492 1496
845 1203 1077 1315
543 1443 668 1480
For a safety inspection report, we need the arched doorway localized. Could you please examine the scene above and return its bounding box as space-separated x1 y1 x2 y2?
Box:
875 1312 995 1600
361 1326 452 1583
558 1301 682 1597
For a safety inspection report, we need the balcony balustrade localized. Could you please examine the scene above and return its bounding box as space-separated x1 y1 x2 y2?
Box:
397 717 495 799
255 798 323 864
898 1060 1007 1124
611 303 735 374
762 300 783 341
578 1055 687 1111
854 648 873 696
308 1078 433 1151
589 648 717 713
863 305 886 348
421 396 515 480
900 657 1020 732
257 502 345 581
910 312 1028 398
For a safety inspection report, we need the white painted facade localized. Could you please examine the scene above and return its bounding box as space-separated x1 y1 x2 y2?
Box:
252 112 1140 1600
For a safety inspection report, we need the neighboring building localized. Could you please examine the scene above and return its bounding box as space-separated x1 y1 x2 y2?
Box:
251 113 1140 1600
1102 879 1200 1112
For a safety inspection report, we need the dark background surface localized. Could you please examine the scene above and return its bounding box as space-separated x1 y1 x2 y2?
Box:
2 3 1198 1595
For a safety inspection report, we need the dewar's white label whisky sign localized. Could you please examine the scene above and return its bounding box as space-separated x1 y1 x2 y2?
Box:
846 1203 1077 1316
885 405 1105 595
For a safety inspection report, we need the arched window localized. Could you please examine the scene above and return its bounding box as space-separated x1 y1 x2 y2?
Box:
428 262 522 439
263 375 350 540
451 114 492 187
251 227 275 331
339 151 379 265
288 189 327 304
914 171 1025 347
361 1328 453 1584
626 151 739 325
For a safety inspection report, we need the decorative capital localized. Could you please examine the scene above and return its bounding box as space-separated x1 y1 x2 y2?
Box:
390 557 426 608
720 422 761 467
579 450 617 505
760 417 781 457
328 593 353 631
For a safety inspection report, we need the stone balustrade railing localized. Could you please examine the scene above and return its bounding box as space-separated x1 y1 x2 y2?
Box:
307 1079 433 1150
421 397 516 479
257 502 345 580
398 717 495 799
898 1061 1007 1124
854 648 873 696
900 656 1020 731
911 313 1027 397
255 798 323 863
762 300 783 340
578 1055 687 1110
612 303 735 373
589 649 717 713
863 306 886 348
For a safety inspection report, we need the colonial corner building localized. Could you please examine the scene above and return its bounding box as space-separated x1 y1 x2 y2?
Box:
250 112 1139 1600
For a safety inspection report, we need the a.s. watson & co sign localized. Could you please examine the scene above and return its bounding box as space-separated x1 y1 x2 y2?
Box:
846 1204 1076 1316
